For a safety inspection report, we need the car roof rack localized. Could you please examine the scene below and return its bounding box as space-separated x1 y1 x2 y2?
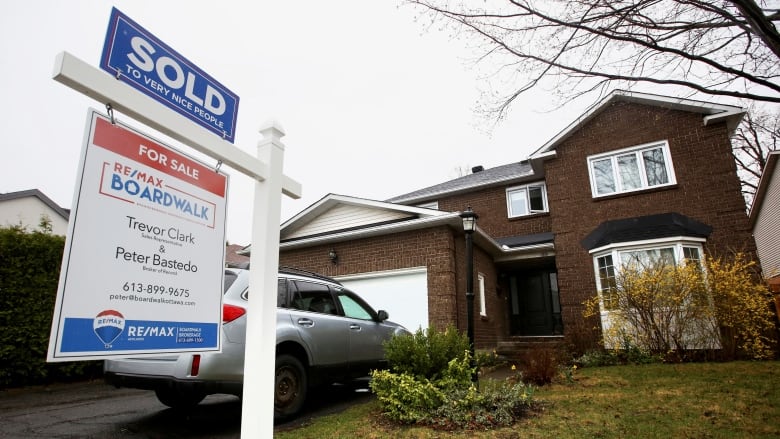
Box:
224 263 342 285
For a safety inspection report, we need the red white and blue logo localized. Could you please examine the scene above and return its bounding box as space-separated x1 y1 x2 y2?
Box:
93 310 125 348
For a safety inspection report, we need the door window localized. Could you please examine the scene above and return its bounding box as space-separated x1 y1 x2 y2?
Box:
291 281 338 315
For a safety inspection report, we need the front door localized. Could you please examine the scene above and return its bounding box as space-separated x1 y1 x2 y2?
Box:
508 270 562 336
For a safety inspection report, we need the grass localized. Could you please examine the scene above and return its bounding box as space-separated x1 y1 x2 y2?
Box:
274 361 780 438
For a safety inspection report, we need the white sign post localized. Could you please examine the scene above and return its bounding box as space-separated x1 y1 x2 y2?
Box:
47 110 228 360
242 122 287 438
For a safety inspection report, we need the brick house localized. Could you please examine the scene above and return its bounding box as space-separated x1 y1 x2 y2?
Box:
275 90 755 354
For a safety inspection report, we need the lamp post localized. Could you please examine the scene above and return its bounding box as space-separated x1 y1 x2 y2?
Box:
460 206 478 383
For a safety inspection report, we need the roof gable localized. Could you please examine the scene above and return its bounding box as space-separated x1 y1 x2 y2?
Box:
531 90 745 157
0 189 70 221
281 194 448 241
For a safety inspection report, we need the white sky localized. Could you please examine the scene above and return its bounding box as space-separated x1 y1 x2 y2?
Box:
1 0 587 244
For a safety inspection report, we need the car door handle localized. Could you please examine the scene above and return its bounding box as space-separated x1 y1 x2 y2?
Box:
297 318 314 327
349 324 361 331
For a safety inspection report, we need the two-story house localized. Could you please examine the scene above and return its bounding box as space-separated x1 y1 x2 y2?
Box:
275 90 755 354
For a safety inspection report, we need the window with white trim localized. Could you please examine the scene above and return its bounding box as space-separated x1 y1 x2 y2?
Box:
588 141 676 197
478 273 486 317
593 241 704 311
506 182 547 217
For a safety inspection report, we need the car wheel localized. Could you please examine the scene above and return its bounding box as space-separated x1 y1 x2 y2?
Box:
154 387 206 408
275 354 307 419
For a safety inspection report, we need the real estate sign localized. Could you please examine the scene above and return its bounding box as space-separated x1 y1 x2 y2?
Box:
100 7 239 143
47 109 229 361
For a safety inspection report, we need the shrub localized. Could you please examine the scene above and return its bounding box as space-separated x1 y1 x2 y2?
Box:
371 352 535 430
0 225 101 388
383 325 470 380
583 252 776 360
429 379 535 430
519 347 561 385
369 369 444 423
474 349 502 369
707 253 777 359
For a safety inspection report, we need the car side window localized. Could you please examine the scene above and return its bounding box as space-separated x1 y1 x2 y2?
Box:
277 278 288 307
336 292 374 320
291 281 338 315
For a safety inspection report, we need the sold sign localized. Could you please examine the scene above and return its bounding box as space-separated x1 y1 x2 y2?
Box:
100 8 239 143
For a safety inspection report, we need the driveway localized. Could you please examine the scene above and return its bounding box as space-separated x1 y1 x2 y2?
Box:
0 379 373 438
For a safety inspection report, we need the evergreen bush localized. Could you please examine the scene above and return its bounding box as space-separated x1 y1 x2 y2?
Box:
0 225 101 388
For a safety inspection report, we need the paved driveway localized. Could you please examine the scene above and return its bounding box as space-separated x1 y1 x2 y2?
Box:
0 379 373 438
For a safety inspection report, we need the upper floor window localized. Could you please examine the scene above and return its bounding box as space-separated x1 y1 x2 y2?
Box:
506 182 547 217
588 141 676 197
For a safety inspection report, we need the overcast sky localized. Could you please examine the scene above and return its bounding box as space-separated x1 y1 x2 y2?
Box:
1 1 588 244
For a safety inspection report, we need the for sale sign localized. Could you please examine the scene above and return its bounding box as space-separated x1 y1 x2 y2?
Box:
47 109 229 361
100 7 239 143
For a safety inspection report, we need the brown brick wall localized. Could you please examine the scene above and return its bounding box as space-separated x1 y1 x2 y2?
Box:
437 188 553 239
279 226 460 330
450 236 504 349
545 101 756 344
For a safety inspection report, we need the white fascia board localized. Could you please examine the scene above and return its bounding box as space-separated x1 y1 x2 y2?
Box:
530 90 746 156
280 213 463 249
703 108 746 134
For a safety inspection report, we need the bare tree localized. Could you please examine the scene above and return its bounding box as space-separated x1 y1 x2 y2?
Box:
733 104 780 207
406 0 780 118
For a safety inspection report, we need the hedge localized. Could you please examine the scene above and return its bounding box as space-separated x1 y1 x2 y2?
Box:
0 225 102 388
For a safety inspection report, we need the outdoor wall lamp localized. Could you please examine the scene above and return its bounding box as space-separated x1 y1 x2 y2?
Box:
328 248 338 264
459 206 478 383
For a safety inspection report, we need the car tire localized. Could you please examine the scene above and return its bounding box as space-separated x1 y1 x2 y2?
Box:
274 354 308 419
154 387 206 409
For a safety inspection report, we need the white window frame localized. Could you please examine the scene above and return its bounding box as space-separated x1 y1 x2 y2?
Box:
591 238 705 312
587 140 676 198
478 273 486 317
590 238 719 350
506 182 548 218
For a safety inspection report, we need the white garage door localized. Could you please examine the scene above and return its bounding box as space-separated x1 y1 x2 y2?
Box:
336 267 428 332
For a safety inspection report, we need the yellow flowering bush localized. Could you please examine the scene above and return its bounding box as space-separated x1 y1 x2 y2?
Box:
584 252 776 360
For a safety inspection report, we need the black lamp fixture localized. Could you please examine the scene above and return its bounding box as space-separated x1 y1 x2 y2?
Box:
460 206 478 233
328 248 338 264
459 206 478 383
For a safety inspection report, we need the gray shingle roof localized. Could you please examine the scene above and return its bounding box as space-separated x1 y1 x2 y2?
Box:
0 189 70 221
387 161 535 204
581 212 712 251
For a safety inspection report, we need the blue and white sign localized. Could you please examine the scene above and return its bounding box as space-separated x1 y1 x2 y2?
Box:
100 8 239 143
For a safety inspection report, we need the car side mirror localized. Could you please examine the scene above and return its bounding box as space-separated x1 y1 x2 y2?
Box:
376 310 389 321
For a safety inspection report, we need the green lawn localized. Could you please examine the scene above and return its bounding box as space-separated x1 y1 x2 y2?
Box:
275 361 780 438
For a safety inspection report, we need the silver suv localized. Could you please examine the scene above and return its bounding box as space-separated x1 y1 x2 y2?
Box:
104 266 409 419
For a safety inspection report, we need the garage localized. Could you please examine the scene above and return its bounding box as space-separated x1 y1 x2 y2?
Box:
336 267 428 332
